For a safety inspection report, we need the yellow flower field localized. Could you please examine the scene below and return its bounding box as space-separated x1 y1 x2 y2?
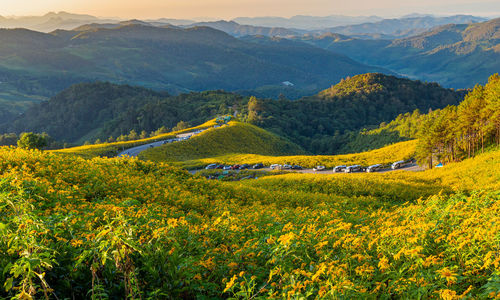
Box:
0 146 498 299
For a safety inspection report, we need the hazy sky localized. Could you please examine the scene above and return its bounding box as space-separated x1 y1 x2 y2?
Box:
1 0 499 19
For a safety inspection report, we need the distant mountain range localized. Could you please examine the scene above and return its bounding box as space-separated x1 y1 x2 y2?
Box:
0 11 489 39
318 15 487 39
0 23 386 117
232 15 384 30
298 17 500 88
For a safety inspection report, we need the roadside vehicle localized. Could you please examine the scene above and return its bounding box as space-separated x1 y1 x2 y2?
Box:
240 164 250 169
333 165 346 172
391 160 405 170
291 165 303 170
215 165 224 169
313 165 326 171
270 164 282 170
231 164 241 170
345 165 363 173
283 164 292 169
366 164 383 173
223 166 232 170
252 163 264 169
205 163 218 170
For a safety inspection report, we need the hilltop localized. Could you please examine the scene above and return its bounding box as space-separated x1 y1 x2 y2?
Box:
139 121 306 165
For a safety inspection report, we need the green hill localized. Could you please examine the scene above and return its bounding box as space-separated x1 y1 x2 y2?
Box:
0 23 386 115
1 73 463 154
139 121 306 164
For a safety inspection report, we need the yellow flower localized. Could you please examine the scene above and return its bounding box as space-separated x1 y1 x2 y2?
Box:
278 232 296 246
223 275 238 293
438 289 458 300
378 256 390 272
436 267 458 285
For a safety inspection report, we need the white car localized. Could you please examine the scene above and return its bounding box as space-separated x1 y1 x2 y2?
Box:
345 165 363 173
282 164 292 169
270 164 282 170
333 165 346 172
391 160 405 170
313 165 326 171
205 163 218 170
366 164 383 173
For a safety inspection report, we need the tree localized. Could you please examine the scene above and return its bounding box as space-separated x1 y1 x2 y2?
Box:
17 132 48 150
172 121 189 132
128 130 138 141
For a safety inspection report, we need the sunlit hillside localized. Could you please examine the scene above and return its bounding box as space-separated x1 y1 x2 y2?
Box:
53 119 217 159
142 132 417 169
139 120 306 164
0 145 498 299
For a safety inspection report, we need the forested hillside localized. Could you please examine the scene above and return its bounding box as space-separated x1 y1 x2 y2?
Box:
0 23 385 116
247 73 463 153
300 18 500 88
343 74 499 164
1 74 463 153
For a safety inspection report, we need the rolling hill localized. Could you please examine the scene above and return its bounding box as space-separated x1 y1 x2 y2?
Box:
300 18 500 88
1 73 464 153
138 121 306 164
0 23 386 116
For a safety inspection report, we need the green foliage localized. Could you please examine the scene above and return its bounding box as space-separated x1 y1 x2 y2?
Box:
0 133 18 146
17 132 48 150
413 74 500 167
249 73 462 154
3 74 462 155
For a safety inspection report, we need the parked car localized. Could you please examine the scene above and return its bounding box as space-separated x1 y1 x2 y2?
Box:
239 164 250 170
252 163 264 169
216 165 224 169
333 165 346 173
291 165 303 170
391 160 405 170
313 165 326 171
282 164 292 169
366 164 383 173
223 166 232 170
345 165 363 173
270 164 282 170
205 163 218 170
231 164 241 170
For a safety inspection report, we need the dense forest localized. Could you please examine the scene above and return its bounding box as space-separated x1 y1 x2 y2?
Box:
247 73 464 153
343 74 499 166
1 74 464 153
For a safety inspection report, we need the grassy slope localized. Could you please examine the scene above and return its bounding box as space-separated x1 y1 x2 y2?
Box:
241 147 500 193
52 119 217 159
139 121 306 166
146 138 418 169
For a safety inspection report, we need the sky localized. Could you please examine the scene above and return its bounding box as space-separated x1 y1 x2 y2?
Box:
1 0 499 19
